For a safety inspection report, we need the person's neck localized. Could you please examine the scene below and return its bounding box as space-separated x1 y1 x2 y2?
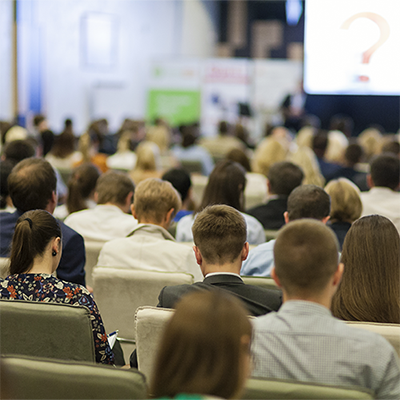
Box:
282 291 332 310
138 218 168 230
202 262 241 277
27 254 54 275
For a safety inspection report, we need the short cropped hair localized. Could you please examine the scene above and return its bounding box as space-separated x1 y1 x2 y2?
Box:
325 178 362 223
162 168 191 203
267 161 304 196
134 178 181 224
274 219 339 296
192 205 247 265
287 185 330 221
96 171 135 206
3 140 35 164
370 153 400 190
8 158 57 212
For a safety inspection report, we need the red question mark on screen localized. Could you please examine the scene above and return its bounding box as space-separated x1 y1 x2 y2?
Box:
341 12 390 82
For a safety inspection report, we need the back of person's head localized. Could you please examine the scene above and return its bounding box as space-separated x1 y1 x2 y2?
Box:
287 184 330 221
312 130 329 158
9 210 62 275
381 139 400 157
33 114 45 128
134 141 160 171
289 146 324 187
3 140 35 163
218 120 229 136
134 178 181 224
344 143 363 166
274 219 339 296
162 168 191 203
150 290 252 399
192 205 247 265
267 161 304 196
226 148 251 172
96 171 134 206
370 153 400 190
181 126 198 148
0 160 15 209
324 178 362 223
331 215 400 323
51 130 75 159
199 160 246 213
358 127 382 161
8 158 57 212
66 163 100 214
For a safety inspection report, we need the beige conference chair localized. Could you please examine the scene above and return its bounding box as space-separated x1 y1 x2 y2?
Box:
0 299 95 362
0 257 10 278
241 377 374 399
0 356 147 399
92 268 194 346
83 240 106 288
240 276 281 291
346 321 400 357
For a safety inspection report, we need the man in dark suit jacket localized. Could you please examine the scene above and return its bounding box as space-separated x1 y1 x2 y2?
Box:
0 158 86 286
247 162 304 230
157 204 282 316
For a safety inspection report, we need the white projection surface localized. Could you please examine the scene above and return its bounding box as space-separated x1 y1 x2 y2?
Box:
304 0 400 95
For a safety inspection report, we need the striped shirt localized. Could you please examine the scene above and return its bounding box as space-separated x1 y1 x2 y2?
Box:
252 301 400 399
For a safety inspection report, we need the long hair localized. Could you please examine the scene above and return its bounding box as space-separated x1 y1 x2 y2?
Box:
198 160 246 213
150 290 252 399
9 210 62 274
331 215 400 323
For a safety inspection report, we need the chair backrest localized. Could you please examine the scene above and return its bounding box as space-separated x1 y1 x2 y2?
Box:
135 306 175 380
0 257 10 279
0 356 147 399
0 299 95 362
241 378 374 399
345 321 400 357
84 240 106 288
92 268 194 341
264 229 279 241
180 159 203 174
240 276 281 291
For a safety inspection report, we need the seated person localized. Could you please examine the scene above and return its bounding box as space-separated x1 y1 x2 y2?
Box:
65 171 137 241
97 178 202 281
0 209 114 364
251 219 400 399
151 290 252 399
158 205 282 316
241 185 330 277
331 215 400 323
247 161 304 230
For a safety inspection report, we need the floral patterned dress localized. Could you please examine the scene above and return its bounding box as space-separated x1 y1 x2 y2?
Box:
0 273 114 364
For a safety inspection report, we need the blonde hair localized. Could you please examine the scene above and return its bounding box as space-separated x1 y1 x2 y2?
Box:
252 137 287 176
296 126 315 148
133 178 181 224
147 125 171 153
358 128 382 161
325 130 348 163
134 141 161 171
324 178 362 223
289 146 325 187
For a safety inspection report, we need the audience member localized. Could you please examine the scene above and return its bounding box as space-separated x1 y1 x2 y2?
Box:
129 141 162 185
199 120 245 161
289 146 324 186
176 160 265 245
0 209 113 364
312 131 341 180
171 125 214 176
105 130 137 172
381 137 400 157
358 127 382 162
332 215 400 323
251 219 400 399
247 162 304 230
162 168 194 222
54 163 100 220
151 290 252 399
97 178 202 281
0 160 15 212
324 178 362 249
76 130 108 173
158 205 282 315
64 171 137 241
32 114 54 156
241 185 330 277
0 158 86 286
2 139 35 163
360 153 400 233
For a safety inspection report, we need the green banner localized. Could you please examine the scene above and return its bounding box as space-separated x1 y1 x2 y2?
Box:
147 89 201 127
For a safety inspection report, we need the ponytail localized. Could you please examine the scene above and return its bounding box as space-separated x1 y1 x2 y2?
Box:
9 219 34 274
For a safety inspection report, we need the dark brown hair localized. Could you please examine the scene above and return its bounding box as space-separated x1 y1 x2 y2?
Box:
331 215 400 323
66 163 100 214
51 129 76 159
96 171 134 206
192 205 247 265
268 161 304 196
150 290 252 399
226 148 251 172
370 153 400 190
274 219 339 296
198 160 246 213
8 158 57 212
9 210 62 274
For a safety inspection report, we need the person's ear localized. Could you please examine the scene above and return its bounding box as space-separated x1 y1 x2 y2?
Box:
271 267 282 287
266 179 272 193
193 245 203 266
241 242 249 261
52 237 61 254
322 215 330 224
131 204 138 219
283 211 289 224
47 191 58 214
165 208 175 226
94 192 99 203
333 262 344 288
123 191 134 213
367 174 374 189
